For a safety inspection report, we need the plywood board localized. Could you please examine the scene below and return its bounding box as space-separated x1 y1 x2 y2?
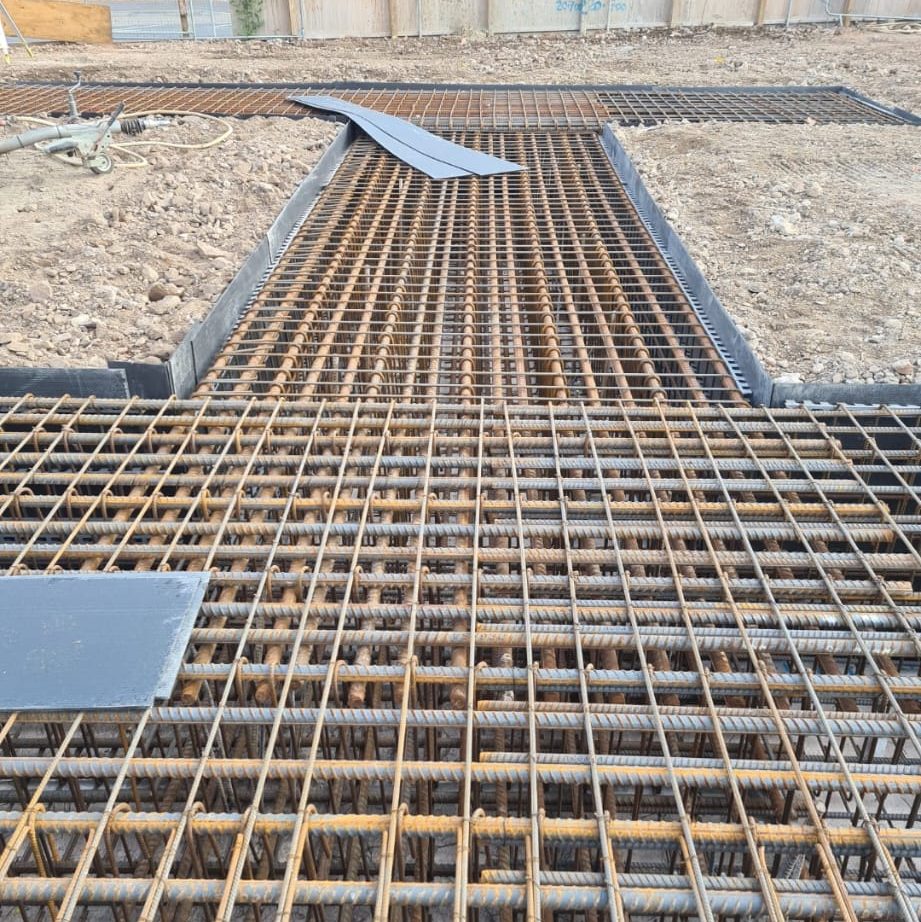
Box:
291 0 920 37
1 0 112 42
301 0 389 37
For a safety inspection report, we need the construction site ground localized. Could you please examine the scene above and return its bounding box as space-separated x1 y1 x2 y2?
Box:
0 24 918 374
4 24 921 922
616 121 921 385
0 114 335 366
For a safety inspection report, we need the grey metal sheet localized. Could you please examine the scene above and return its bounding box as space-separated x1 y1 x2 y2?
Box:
329 111 465 179
0 572 210 712
0 367 129 399
290 95 523 179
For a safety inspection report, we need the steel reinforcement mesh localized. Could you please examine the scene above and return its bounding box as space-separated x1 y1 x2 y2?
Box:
198 132 744 404
0 82 914 127
2 398 921 920
3 73 921 922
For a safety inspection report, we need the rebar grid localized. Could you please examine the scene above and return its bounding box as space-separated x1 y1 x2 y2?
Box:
0 82 913 127
197 132 743 404
3 74 921 922
595 88 910 125
2 397 921 921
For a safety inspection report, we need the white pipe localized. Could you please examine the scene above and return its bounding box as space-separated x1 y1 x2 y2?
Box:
823 0 921 23
784 0 794 28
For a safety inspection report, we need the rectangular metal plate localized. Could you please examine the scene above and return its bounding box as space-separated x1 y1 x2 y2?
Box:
0 572 210 711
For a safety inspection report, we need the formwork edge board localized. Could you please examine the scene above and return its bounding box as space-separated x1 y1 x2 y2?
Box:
776 383 921 409
0 366 129 399
108 360 173 399
164 340 195 398
600 124 765 403
168 124 352 397
186 238 273 390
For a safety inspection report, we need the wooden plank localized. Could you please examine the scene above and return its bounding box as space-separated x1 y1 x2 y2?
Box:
841 0 854 26
388 0 398 36
1 0 111 42
176 0 190 35
756 0 768 23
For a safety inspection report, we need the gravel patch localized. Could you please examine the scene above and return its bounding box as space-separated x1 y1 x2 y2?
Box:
615 122 921 385
0 114 336 367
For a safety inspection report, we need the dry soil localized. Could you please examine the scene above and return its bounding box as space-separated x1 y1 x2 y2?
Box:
616 122 921 385
0 114 335 366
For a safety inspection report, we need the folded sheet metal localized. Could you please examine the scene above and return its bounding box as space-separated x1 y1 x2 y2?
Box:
290 94 524 179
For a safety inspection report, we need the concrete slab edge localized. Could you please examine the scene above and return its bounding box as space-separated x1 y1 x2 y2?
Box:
600 124 921 409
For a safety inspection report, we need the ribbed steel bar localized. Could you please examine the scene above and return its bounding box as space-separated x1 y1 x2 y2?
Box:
196 132 744 403
1 399 921 921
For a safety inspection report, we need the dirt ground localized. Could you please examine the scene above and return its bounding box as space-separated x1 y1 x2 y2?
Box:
616 122 921 384
3 25 920 114
0 25 919 374
0 115 335 366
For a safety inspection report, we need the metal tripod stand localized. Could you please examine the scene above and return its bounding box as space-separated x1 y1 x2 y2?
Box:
0 0 34 64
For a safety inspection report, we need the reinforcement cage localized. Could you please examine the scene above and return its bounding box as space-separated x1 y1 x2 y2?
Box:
196 132 744 404
1 398 921 920
2 73 921 922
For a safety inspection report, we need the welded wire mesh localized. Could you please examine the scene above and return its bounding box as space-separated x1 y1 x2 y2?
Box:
0 82 914 127
198 132 744 403
1 398 921 920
